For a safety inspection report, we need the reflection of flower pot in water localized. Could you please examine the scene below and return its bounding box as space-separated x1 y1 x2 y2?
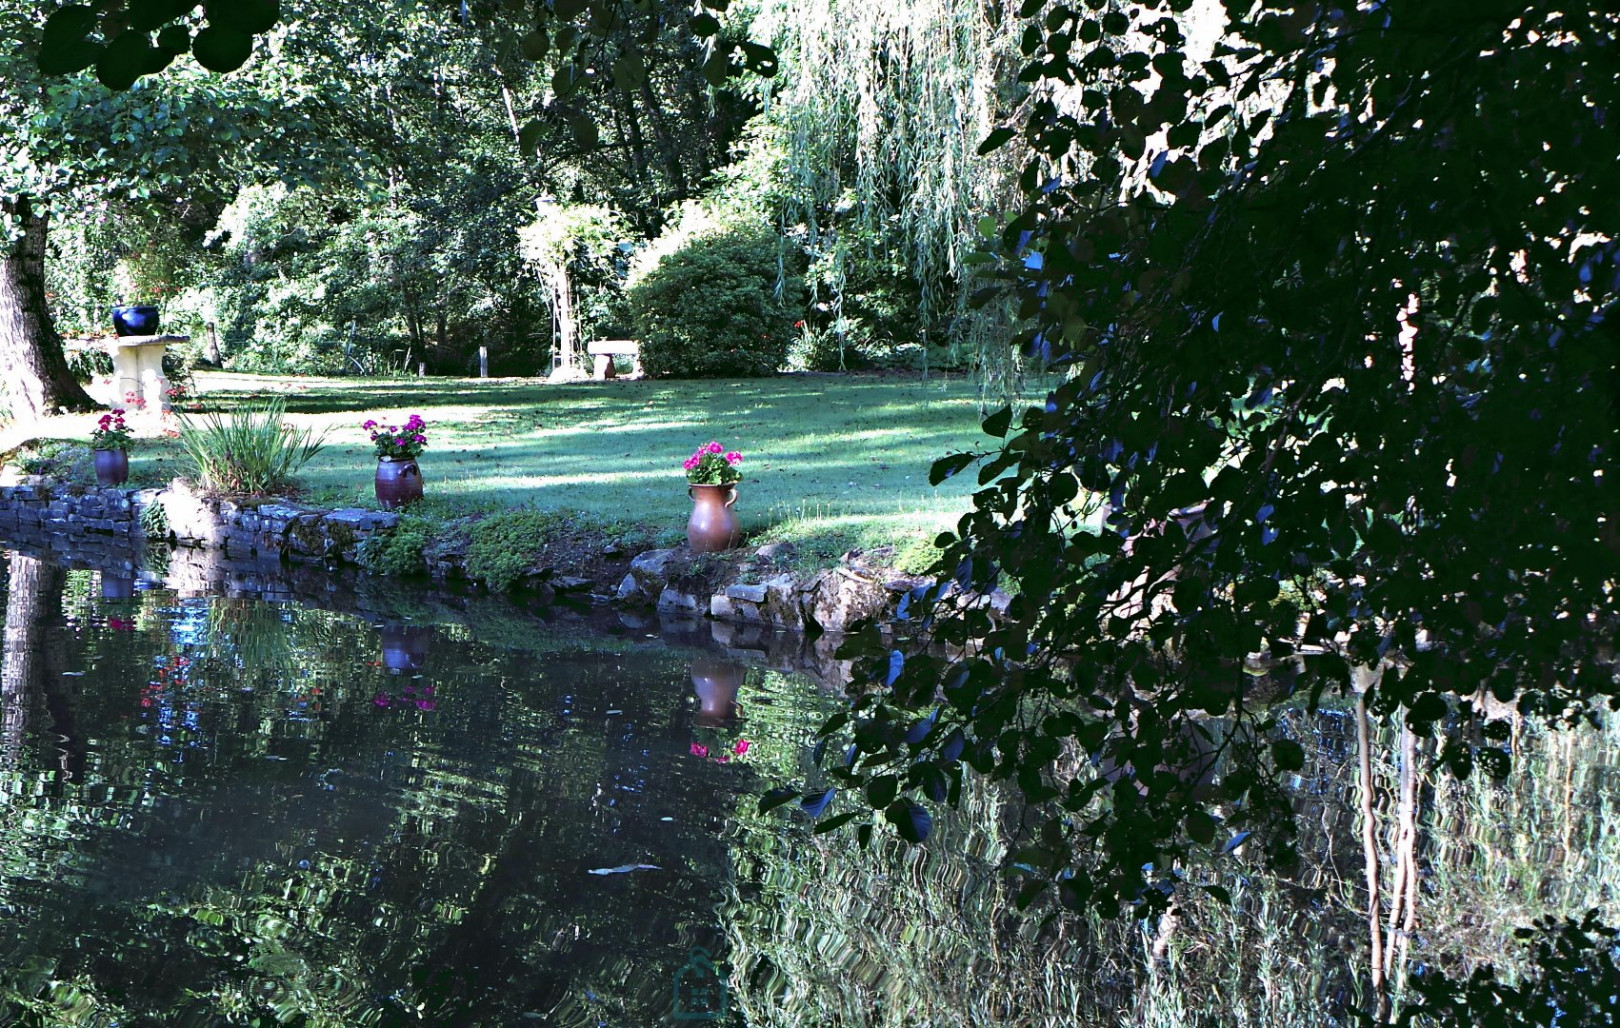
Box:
380 625 431 675
100 573 135 599
691 657 744 726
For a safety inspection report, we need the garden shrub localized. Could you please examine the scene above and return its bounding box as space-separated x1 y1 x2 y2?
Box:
628 229 806 378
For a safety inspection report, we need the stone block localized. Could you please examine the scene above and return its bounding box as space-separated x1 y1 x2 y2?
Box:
615 573 645 603
725 583 769 604
658 586 703 615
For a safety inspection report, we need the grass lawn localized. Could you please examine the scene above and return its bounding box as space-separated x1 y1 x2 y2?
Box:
14 370 1011 570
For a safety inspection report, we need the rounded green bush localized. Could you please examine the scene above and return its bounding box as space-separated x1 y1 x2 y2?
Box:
629 230 806 378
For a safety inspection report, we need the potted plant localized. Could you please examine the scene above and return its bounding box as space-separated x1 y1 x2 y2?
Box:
90 408 134 486
110 259 165 337
365 414 428 508
683 441 743 552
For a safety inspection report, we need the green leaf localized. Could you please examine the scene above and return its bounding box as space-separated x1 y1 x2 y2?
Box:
885 800 932 843
203 0 279 36
866 774 899 807
191 26 253 72
611 53 646 87
930 452 977 486
39 5 102 75
691 11 721 36
982 405 1013 437
978 126 1017 155
740 41 778 77
551 63 583 98
96 33 159 91
813 810 862 834
1201 884 1232 905
758 787 797 813
519 30 549 61
128 0 197 33
1272 738 1305 772
517 120 545 153
1185 809 1216 845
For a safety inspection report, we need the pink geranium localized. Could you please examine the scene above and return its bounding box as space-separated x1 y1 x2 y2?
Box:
684 441 744 486
365 415 430 459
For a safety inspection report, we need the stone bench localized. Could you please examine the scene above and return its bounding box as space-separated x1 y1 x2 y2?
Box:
586 339 642 380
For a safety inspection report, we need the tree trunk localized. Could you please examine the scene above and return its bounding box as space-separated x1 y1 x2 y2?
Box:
0 196 97 422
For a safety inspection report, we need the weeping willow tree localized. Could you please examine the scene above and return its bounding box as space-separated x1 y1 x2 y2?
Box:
746 0 1029 392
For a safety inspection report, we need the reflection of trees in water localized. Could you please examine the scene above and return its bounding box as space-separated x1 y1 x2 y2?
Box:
0 580 744 1025
0 553 75 776
724 701 1620 1027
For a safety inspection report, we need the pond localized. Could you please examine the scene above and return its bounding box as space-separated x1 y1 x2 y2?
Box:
0 545 1615 1027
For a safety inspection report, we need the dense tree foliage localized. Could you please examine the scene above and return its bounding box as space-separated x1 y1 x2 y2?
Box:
771 0 1618 1015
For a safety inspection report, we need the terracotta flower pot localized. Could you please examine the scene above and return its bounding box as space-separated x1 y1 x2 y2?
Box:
94 448 129 487
687 483 739 553
375 456 423 509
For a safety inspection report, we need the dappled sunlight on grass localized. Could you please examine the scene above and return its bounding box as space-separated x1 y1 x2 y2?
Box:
170 371 994 551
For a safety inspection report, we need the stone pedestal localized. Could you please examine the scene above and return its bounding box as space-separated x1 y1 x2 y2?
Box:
105 334 187 413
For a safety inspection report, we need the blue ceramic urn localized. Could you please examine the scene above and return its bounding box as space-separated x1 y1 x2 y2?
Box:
111 305 160 337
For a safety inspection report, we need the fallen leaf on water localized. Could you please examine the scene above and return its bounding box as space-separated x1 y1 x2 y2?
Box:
586 863 661 875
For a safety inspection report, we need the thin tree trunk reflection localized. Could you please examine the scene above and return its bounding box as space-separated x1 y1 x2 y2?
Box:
1 553 65 769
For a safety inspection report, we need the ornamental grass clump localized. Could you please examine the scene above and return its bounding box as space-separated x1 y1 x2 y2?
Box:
176 399 328 496
684 441 743 485
364 415 428 459
90 408 134 452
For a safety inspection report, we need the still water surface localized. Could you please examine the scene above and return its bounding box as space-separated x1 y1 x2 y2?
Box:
1 548 1616 1027
0 550 837 1025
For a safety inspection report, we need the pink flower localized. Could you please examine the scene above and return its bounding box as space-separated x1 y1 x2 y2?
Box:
706 441 723 454
733 739 750 755
689 743 709 757
416 699 436 711
683 456 699 470
715 754 731 763
372 693 390 708
725 452 742 465
108 616 133 631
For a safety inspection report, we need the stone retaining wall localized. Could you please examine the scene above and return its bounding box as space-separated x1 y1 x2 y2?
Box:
611 544 1009 636
0 482 398 568
0 480 999 639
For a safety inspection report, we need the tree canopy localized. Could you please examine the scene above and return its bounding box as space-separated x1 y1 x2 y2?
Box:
782 0 1617 1012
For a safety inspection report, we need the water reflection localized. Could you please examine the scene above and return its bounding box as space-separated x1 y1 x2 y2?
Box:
0 549 772 1025
0 542 1614 1027
379 623 432 676
691 656 745 726
99 571 135 600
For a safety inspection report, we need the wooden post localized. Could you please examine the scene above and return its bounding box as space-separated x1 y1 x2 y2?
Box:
479 346 488 378
418 361 425 378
